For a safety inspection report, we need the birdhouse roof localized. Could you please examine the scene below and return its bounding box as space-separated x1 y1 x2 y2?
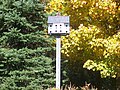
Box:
48 16 69 23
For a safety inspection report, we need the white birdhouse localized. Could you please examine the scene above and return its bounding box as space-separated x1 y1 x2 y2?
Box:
48 16 70 35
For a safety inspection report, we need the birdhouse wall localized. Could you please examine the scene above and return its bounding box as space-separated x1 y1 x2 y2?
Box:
48 23 69 35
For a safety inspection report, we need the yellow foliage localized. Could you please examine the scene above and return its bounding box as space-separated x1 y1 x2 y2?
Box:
46 0 120 78
62 25 120 78
62 25 101 61
46 0 120 35
45 0 64 13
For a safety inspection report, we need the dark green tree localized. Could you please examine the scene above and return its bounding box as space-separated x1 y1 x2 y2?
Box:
0 0 55 89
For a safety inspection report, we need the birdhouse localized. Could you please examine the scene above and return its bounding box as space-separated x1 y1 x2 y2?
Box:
48 16 70 35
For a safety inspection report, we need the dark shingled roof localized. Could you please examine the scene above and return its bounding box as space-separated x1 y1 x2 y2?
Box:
48 16 69 23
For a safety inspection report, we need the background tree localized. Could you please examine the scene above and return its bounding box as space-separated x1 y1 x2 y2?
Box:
47 0 120 35
46 0 120 89
0 0 55 89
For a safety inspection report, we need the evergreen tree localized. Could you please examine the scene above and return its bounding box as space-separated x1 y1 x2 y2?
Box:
0 0 55 89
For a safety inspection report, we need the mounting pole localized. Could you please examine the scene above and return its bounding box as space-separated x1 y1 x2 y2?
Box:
56 35 61 89
47 13 70 89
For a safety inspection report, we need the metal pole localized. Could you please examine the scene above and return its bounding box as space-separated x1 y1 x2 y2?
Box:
56 36 61 89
